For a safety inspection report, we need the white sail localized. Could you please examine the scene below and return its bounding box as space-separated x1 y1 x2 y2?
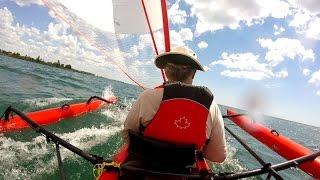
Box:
57 0 115 32
113 0 163 34
57 0 163 34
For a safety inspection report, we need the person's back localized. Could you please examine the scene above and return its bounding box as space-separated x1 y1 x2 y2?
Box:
122 46 227 179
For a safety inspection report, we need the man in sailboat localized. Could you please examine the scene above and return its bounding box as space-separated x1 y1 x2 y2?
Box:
122 46 227 178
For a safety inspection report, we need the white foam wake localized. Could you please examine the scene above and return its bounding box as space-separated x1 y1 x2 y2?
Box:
0 124 121 180
101 97 136 123
102 86 115 100
100 85 136 123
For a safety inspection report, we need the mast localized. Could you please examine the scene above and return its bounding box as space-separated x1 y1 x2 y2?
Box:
160 0 170 82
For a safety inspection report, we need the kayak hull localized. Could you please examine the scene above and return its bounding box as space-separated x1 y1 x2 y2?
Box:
0 99 114 132
227 109 320 179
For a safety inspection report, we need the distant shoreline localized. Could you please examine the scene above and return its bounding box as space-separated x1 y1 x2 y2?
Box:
0 49 95 76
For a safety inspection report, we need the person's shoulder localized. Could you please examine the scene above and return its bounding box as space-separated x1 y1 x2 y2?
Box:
210 100 219 109
208 99 222 115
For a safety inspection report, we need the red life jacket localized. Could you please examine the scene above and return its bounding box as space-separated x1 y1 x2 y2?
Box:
143 82 213 150
124 83 214 175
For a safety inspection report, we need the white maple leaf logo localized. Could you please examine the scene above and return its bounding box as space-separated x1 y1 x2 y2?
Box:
174 116 191 130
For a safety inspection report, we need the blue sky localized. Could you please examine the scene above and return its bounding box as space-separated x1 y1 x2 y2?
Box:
0 0 320 127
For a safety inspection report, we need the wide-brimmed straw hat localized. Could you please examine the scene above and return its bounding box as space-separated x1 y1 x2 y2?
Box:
154 46 205 71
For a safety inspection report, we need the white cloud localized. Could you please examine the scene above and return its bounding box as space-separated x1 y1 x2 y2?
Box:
303 68 311 76
275 70 288 78
273 25 285 35
309 69 320 96
197 41 208 49
264 83 281 89
210 52 274 80
305 17 320 39
183 0 291 34
10 0 43 6
170 28 193 47
221 70 272 80
129 27 194 57
258 38 315 66
309 70 320 87
289 6 320 40
211 52 271 73
289 11 312 29
289 0 320 14
169 0 187 25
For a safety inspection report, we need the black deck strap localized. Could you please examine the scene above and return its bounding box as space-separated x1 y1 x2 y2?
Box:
86 96 114 105
1 106 13 122
61 104 70 109
222 113 248 118
271 129 280 136
163 82 213 109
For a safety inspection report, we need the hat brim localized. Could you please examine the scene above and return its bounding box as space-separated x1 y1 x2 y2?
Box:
154 52 204 71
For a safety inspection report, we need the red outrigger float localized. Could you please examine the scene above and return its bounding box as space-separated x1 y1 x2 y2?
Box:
227 109 320 178
0 96 116 133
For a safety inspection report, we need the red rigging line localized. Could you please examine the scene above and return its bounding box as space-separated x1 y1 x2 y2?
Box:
42 0 146 90
141 0 167 83
161 0 171 53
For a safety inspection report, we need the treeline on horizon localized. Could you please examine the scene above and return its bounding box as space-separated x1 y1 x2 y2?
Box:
0 49 94 76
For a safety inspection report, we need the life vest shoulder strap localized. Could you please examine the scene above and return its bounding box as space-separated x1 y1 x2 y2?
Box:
162 82 213 109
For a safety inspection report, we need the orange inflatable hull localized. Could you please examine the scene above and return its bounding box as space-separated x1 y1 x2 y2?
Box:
0 99 113 132
227 109 320 179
